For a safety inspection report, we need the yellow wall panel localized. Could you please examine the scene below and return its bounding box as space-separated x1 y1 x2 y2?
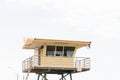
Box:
40 56 74 68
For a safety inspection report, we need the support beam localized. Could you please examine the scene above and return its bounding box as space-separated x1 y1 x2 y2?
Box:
61 74 63 80
39 73 48 80
59 73 72 80
25 68 32 80
60 74 66 80
37 73 72 80
44 73 47 80
37 74 40 80
70 73 72 80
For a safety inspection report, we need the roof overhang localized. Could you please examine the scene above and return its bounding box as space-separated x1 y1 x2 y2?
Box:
22 38 91 49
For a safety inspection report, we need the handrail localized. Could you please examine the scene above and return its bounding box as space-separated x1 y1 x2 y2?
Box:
22 55 90 71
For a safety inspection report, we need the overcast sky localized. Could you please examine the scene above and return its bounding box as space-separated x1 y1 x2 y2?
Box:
0 0 120 80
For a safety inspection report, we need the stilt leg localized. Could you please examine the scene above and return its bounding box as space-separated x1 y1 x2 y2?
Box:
70 73 72 80
62 74 63 80
41 74 44 80
37 73 72 80
37 74 40 80
40 73 47 80
44 73 47 80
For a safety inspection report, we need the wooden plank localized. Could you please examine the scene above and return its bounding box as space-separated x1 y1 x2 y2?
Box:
23 38 91 49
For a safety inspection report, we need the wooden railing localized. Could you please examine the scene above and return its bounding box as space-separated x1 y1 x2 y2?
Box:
22 55 90 71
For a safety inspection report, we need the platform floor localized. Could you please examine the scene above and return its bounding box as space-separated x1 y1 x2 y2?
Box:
23 66 90 74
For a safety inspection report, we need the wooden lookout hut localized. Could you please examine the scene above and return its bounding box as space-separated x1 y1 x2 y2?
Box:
22 38 91 80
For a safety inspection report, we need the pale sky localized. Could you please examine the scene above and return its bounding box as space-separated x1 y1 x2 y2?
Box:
0 0 120 80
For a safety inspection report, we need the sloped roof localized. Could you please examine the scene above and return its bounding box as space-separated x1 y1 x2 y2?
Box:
23 38 91 49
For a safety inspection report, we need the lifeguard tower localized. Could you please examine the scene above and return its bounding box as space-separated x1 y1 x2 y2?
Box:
22 38 91 80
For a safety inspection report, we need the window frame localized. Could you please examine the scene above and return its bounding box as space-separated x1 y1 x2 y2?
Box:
46 46 55 56
46 45 75 57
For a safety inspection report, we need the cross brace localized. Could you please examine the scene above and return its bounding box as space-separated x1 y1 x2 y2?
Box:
37 73 72 80
59 73 72 80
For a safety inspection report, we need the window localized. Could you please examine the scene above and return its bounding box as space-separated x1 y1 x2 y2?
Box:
64 47 75 57
46 46 55 56
46 46 75 57
56 46 63 56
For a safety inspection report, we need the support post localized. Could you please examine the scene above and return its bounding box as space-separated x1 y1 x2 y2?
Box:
37 73 72 80
40 73 47 80
44 73 47 80
61 74 63 80
37 74 40 80
70 73 72 80
60 73 71 80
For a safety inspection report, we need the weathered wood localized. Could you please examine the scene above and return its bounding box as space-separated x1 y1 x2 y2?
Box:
23 38 91 49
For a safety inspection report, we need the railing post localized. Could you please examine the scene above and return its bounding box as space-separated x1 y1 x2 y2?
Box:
84 58 86 68
75 57 77 68
29 56 32 69
79 60 81 67
27 59 28 69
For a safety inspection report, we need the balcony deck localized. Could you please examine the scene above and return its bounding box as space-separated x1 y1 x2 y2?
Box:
22 55 90 74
